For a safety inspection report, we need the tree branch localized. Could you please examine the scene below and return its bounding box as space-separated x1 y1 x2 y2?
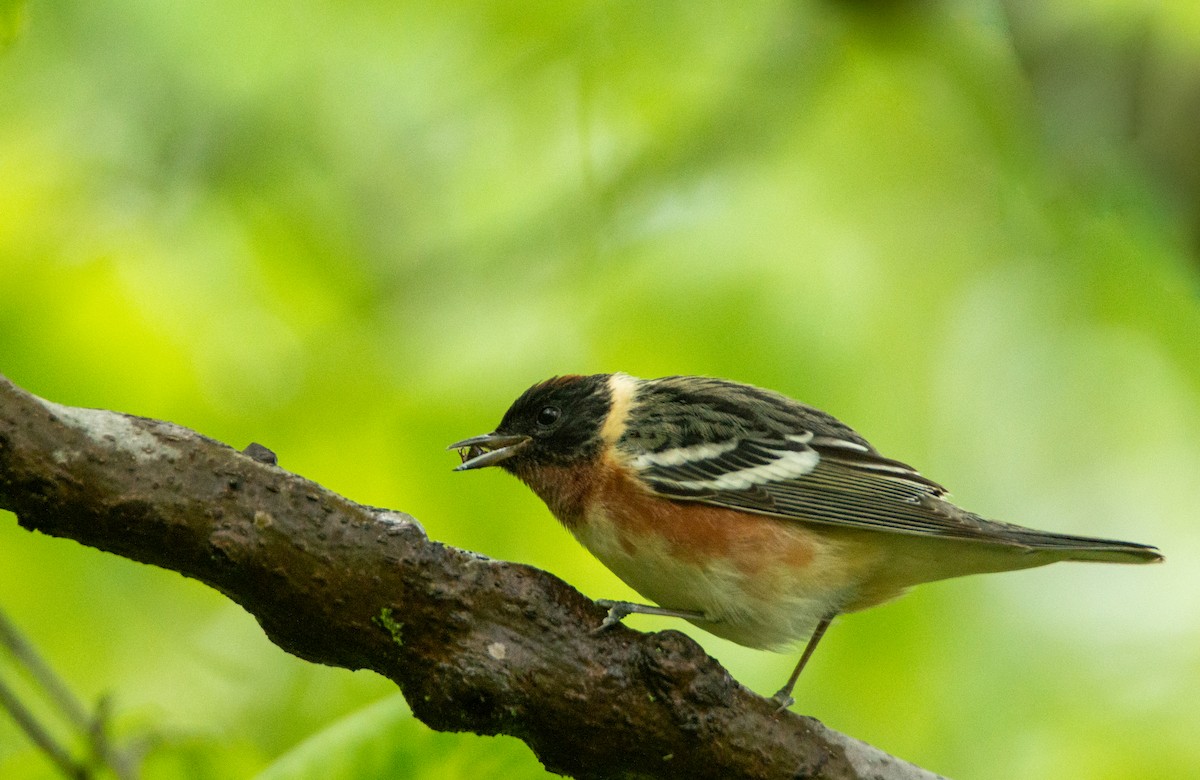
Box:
0 375 944 780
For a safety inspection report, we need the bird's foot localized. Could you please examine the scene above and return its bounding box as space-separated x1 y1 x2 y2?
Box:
770 689 795 714
592 599 710 635
593 600 637 633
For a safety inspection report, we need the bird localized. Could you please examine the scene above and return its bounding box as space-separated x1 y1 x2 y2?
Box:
448 373 1163 709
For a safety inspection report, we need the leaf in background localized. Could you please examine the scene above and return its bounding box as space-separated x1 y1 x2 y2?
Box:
253 694 540 780
255 696 416 780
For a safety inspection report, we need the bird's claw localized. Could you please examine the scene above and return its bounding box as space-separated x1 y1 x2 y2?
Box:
592 599 634 634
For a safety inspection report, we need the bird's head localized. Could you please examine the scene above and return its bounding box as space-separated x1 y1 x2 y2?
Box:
449 374 615 476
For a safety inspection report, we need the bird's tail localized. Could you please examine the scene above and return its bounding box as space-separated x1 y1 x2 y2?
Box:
1009 528 1163 564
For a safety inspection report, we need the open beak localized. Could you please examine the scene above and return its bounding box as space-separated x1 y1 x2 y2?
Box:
447 432 531 471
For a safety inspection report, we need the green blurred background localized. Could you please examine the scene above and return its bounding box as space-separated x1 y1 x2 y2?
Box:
2 1 1198 777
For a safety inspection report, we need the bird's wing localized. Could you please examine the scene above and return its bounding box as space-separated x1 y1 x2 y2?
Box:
630 432 1144 551
620 377 1160 559
629 431 986 537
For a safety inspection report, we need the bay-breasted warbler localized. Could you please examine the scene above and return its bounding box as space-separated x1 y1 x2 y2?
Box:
449 373 1162 708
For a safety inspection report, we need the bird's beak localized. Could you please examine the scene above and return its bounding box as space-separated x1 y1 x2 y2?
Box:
447 432 532 471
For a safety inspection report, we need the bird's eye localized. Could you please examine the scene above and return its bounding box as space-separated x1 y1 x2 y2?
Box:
536 406 561 428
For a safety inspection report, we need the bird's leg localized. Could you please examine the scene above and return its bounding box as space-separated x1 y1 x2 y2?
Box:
771 613 836 712
592 599 711 634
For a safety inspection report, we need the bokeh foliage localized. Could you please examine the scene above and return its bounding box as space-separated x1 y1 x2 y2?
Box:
2 1 1199 777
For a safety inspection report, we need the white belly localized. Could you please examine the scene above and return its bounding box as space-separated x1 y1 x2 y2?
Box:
572 511 849 650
